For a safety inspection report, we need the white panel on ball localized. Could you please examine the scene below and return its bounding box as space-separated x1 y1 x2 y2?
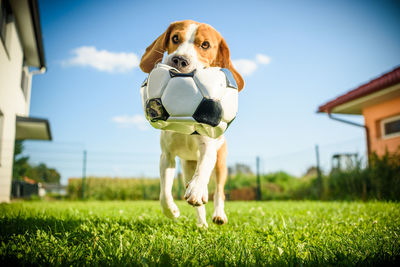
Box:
140 63 239 139
220 88 239 122
161 77 203 116
194 68 227 100
146 65 173 99
140 86 147 108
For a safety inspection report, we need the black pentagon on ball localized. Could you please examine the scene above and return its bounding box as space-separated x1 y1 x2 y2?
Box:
169 69 196 78
145 98 169 122
141 77 148 87
193 98 222 127
227 116 236 129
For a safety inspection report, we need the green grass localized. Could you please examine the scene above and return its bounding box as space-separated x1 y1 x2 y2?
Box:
1 201 399 266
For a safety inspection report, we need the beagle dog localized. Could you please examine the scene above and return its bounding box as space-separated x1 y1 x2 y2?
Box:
140 20 244 227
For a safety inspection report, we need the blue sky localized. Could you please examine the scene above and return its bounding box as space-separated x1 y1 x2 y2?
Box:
25 0 400 183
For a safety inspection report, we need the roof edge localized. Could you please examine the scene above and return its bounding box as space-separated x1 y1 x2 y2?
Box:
16 116 52 140
28 0 46 69
318 66 400 113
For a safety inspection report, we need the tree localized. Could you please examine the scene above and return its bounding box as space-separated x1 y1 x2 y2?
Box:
229 163 253 175
13 141 61 184
12 141 31 181
303 166 318 177
30 163 61 184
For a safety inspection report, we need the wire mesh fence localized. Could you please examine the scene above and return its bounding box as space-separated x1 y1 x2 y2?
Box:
11 136 367 185
11 136 400 201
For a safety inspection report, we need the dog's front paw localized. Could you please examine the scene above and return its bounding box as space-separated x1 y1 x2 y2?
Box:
184 180 208 206
160 197 180 219
212 210 228 225
197 221 208 228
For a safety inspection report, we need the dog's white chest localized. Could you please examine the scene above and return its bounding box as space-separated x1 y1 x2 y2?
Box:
160 131 224 161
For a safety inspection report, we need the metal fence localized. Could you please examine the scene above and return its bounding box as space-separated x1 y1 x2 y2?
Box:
14 137 368 186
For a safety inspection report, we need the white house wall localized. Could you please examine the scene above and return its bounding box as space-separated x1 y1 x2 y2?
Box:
0 19 32 202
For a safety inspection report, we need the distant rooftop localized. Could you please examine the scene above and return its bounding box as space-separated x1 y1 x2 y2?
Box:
318 66 400 114
9 0 46 69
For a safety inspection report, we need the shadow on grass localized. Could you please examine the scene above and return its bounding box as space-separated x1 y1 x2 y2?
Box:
0 216 172 241
0 217 83 238
1 216 399 266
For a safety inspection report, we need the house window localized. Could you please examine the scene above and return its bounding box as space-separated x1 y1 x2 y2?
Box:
21 67 29 98
0 0 11 52
381 114 400 139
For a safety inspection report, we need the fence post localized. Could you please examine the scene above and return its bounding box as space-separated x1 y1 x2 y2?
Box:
315 145 322 199
256 156 261 201
82 150 87 200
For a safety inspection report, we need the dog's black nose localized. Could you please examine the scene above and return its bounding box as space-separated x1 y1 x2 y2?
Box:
171 56 190 69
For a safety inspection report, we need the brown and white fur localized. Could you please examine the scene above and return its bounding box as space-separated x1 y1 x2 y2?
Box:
140 20 244 227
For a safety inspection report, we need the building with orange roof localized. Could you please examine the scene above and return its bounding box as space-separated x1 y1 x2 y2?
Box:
318 66 400 156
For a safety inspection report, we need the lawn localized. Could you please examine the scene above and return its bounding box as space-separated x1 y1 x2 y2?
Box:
0 201 399 266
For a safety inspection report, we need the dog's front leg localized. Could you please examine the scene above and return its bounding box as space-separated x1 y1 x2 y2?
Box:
159 152 180 219
184 137 217 207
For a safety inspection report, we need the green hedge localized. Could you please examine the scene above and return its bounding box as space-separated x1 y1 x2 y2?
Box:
321 151 400 201
225 171 305 200
68 177 161 200
67 151 400 201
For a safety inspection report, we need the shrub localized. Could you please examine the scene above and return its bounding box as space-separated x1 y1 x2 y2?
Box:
67 150 399 201
68 177 161 200
368 150 400 201
320 149 400 201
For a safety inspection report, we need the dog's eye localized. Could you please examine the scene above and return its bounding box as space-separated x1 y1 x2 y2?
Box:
201 41 210 49
172 35 179 44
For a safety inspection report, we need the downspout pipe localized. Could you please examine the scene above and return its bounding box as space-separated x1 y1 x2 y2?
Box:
29 66 46 76
327 112 371 157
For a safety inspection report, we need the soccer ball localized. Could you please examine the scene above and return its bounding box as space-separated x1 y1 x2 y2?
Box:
140 63 238 138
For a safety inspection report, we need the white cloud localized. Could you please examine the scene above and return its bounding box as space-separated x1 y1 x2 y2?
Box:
112 114 149 130
256 54 271 65
63 46 139 73
232 59 258 76
232 54 271 76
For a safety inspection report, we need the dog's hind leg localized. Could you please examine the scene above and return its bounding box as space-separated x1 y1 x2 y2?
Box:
182 159 208 227
213 140 228 225
160 152 180 219
195 205 208 227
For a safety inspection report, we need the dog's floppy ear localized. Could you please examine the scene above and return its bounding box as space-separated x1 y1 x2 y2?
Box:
140 25 174 73
214 38 244 91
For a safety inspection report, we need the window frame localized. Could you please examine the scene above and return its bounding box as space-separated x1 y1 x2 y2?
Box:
381 114 400 140
20 64 29 99
0 0 11 58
